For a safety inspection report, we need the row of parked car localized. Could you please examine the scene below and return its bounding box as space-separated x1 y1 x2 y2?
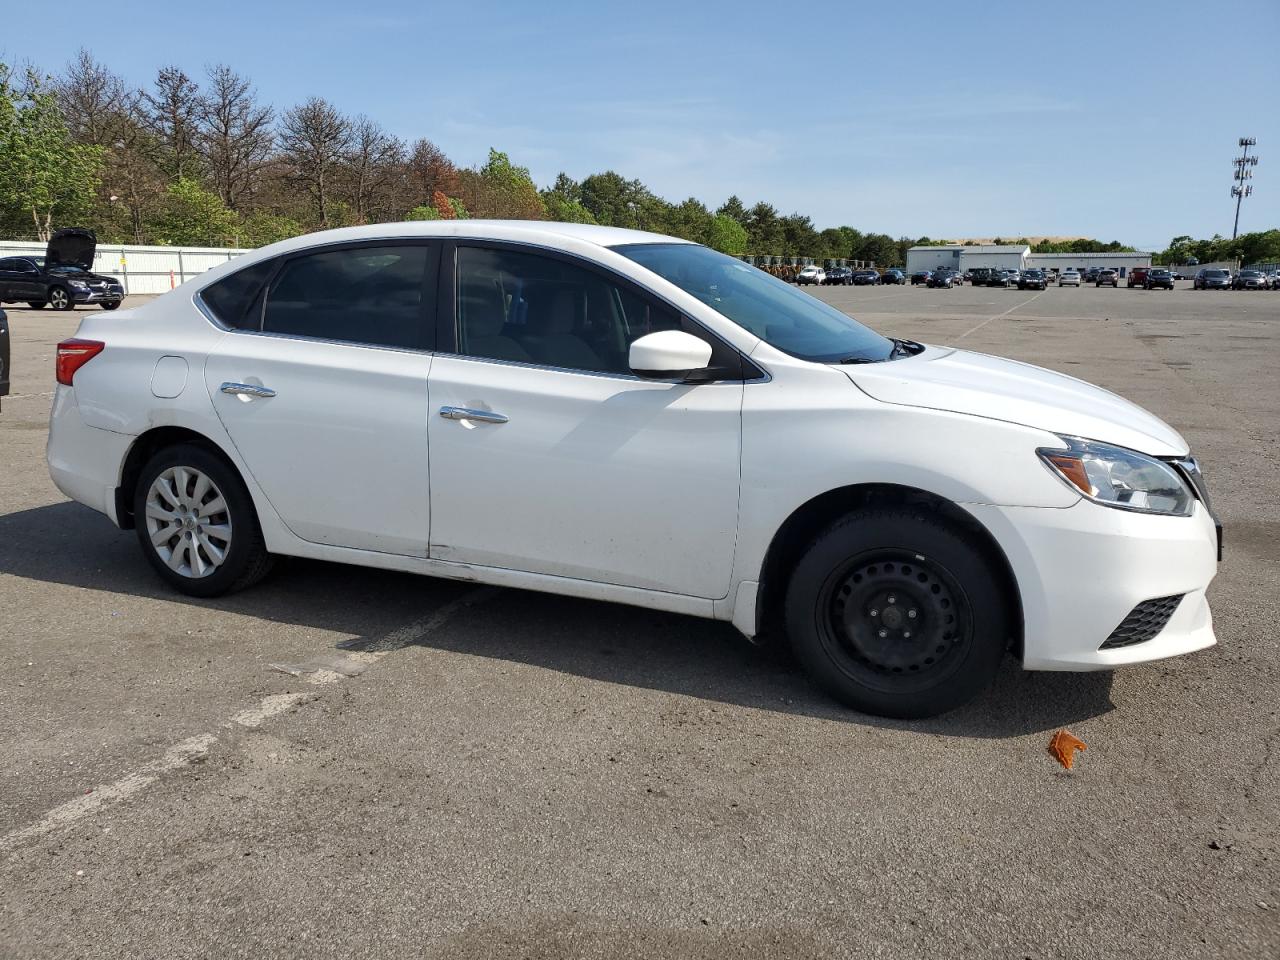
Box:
906 265 1280 291
794 266 908 286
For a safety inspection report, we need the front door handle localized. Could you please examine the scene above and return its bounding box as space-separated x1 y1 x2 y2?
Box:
439 405 507 424
220 381 277 399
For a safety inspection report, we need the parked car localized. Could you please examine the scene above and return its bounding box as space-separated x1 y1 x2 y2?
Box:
1018 269 1047 290
851 270 881 286
1143 269 1175 291
988 270 1013 288
1126 268 1150 288
881 269 906 285
1096 269 1119 287
1193 268 1232 290
967 268 995 286
927 269 960 288
1233 269 1269 290
0 229 125 311
796 265 826 286
46 221 1223 719
1083 268 1102 284
1269 272 1280 289
0 307 9 411
910 270 932 285
1058 270 1081 287
825 267 852 286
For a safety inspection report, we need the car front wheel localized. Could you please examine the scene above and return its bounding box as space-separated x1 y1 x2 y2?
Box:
133 444 274 598
785 508 1010 718
47 287 72 311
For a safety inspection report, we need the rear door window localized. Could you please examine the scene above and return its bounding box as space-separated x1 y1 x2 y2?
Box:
262 244 434 350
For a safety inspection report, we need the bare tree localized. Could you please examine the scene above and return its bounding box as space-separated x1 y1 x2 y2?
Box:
279 97 352 228
143 66 202 180
406 138 458 207
342 116 405 224
56 49 128 148
198 64 273 210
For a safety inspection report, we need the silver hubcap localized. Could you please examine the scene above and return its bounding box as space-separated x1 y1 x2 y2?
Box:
51 289 68 308
144 466 232 579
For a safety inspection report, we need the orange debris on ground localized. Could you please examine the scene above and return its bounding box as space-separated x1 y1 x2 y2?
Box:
1048 730 1087 770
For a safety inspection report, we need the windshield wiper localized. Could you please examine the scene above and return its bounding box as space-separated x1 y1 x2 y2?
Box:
838 355 878 364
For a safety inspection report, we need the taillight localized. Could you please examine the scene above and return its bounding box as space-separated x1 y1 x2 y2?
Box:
56 339 105 386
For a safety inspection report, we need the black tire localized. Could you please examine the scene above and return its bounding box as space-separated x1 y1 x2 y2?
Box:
47 286 73 310
133 443 274 598
785 508 1010 718
100 302 121 311
27 301 46 309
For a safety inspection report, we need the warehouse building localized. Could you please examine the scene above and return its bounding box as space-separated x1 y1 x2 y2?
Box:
906 244 1153 278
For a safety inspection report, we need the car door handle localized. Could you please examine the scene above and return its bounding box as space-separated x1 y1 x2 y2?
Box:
439 405 507 424
220 381 277 399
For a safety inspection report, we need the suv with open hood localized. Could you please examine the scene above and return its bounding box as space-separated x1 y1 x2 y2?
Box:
0 228 125 312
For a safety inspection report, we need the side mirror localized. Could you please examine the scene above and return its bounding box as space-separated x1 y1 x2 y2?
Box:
629 330 713 380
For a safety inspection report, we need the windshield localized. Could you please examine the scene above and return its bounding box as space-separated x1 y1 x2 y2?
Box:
614 243 894 363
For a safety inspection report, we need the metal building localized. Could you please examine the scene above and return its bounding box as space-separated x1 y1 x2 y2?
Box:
907 244 1154 278
906 245 1029 275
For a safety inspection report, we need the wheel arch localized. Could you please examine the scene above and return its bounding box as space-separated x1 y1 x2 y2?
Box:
753 483 1025 658
114 426 242 530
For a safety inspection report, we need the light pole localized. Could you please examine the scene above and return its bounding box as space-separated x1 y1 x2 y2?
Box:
1231 137 1258 240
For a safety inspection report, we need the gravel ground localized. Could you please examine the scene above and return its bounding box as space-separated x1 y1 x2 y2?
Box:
1 282 1277 959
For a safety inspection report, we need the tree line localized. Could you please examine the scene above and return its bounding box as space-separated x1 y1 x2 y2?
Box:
4 53 1273 267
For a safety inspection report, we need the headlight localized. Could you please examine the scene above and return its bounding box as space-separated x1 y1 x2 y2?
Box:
1037 436 1194 516
68 280 90 290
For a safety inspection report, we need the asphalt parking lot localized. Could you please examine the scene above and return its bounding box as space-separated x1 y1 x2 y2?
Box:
1 282 1277 959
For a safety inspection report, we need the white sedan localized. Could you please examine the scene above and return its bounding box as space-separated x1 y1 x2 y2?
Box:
1058 270 1081 287
47 222 1221 718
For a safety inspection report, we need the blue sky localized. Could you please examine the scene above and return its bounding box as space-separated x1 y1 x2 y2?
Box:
7 0 1278 249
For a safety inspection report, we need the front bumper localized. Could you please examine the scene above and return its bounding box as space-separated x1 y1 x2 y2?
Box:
963 498 1219 671
70 286 125 303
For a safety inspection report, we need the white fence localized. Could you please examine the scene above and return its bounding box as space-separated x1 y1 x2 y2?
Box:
0 240 251 295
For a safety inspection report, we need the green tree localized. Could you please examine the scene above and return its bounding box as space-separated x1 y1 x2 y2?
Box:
406 204 440 221
716 195 749 226
706 214 747 255
151 177 238 245
666 197 713 243
0 63 102 240
457 148 545 220
746 202 783 254
856 233 900 266
240 211 301 247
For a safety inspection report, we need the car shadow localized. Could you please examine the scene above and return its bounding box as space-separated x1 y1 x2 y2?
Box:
0 501 1115 739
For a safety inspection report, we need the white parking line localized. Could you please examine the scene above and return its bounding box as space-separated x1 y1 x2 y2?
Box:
956 291 1044 340
0 586 495 853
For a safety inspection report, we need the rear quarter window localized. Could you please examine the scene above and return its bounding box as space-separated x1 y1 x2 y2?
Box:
200 258 277 330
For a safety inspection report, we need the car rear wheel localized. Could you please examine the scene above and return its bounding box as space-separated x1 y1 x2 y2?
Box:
133 444 274 598
48 287 72 311
785 508 1010 718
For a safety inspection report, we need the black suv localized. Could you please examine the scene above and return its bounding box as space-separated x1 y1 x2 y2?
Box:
825 267 852 285
0 307 9 411
1193 268 1232 290
1144 269 1175 290
1018 269 1047 290
968 267 995 286
0 228 124 311
850 270 881 285
880 269 906 285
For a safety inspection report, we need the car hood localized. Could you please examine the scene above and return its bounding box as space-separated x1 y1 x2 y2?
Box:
46 227 97 270
841 345 1189 457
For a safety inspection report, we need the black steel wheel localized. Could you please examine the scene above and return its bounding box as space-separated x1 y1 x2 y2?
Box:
785 508 1011 718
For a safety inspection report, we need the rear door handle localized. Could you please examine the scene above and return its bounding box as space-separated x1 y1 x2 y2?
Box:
220 381 276 399
439 405 507 424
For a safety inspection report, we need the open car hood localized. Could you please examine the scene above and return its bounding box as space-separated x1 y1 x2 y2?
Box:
842 345 1189 457
46 227 97 270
